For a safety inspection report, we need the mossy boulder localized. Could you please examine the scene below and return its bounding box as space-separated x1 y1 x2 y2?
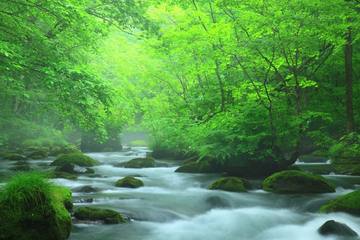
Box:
74 207 126 224
121 157 155 168
208 177 247 192
263 170 335 194
320 190 360 215
115 176 144 188
2 152 26 161
175 160 220 173
51 153 99 167
318 220 358 237
0 173 72 240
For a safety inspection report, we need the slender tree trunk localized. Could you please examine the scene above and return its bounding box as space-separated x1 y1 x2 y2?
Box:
345 27 354 132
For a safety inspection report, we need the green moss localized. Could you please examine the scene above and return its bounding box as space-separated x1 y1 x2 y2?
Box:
121 157 155 168
74 207 126 224
208 177 247 192
0 172 72 240
51 153 99 167
115 176 144 188
263 170 335 194
320 190 360 215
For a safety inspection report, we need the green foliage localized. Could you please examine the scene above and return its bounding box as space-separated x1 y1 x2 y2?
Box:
330 133 360 163
320 190 360 215
0 172 72 240
262 170 335 194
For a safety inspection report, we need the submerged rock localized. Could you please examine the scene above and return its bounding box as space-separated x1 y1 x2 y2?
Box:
119 157 155 168
51 153 99 167
115 176 144 188
262 170 335 194
73 198 94 204
208 177 247 192
74 207 126 224
205 196 231 208
318 220 358 237
73 185 99 193
320 190 360 215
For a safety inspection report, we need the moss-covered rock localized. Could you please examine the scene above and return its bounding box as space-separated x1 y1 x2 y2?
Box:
263 170 335 194
51 153 99 167
175 160 220 173
208 177 247 192
320 190 360 215
0 173 72 240
115 176 144 188
74 207 126 224
120 157 155 168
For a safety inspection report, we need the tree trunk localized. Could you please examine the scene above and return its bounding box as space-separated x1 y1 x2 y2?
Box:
345 27 354 132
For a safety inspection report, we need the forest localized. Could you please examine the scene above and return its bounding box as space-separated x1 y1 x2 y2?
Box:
0 0 360 240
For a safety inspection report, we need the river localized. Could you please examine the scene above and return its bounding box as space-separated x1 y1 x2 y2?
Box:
1 147 360 240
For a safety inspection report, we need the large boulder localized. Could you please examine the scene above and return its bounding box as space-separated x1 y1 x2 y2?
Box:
318 220 358 237
120 157 155 168
320 190 360 215
51 153 99 167
74 207 126 224
208 177 248 192
0 173 72 240
223 156 282 178
263 170 335 194
115 176 144 188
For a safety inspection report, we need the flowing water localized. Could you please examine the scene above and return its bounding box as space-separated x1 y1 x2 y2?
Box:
1 147 360 240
